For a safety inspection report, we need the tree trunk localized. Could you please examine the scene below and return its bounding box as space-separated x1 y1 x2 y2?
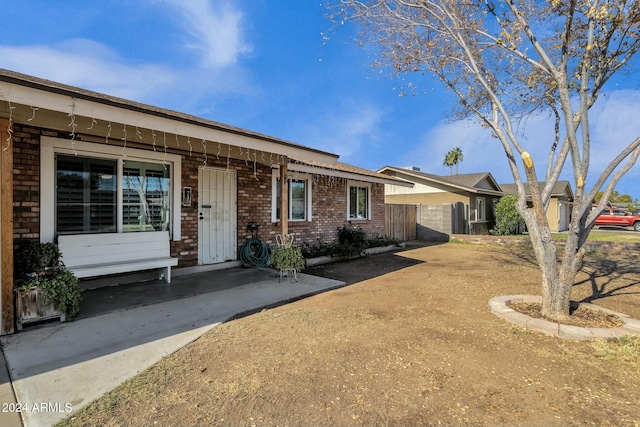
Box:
522 209 585 321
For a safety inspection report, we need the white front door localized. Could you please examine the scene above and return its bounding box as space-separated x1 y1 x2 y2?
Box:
198 168 237 264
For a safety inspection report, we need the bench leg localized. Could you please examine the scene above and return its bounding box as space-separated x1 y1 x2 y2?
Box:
163 266 172 284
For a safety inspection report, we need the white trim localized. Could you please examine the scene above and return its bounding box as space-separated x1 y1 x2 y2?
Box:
347 180 371 221
197 167 238 265
40 136 182 242
117 159 124 233
476 197 486 221
271 171 313 223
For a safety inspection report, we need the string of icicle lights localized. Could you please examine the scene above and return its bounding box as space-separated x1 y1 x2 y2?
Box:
3 100 358 187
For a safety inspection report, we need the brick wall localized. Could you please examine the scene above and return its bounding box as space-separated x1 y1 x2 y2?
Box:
11 124 386 267
171 154 200 266
12 124 64 243
265 179 386 246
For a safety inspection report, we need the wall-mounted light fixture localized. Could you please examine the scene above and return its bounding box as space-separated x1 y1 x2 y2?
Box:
182 187 192 207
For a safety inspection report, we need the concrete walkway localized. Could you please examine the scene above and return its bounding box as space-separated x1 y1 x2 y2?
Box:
0 270 345 427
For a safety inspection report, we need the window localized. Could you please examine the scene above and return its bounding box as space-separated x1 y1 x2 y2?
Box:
272 173 312 222
476 197 486 221
56 155 117 234
41 137 181 242
122 161 171 232
55 155 171 234
348 182 370 220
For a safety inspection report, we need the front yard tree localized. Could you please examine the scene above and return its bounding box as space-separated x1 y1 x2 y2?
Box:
330 0 640 320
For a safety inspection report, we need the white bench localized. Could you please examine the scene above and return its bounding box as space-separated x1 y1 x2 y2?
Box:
57 231 178 283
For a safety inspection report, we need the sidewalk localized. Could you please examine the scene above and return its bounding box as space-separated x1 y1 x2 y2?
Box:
0 270 345 427
0 348 21 427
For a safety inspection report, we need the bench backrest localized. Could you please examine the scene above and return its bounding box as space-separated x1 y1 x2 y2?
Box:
58 231 172 268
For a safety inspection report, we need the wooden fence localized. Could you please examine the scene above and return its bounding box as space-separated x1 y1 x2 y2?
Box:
385 204 417 241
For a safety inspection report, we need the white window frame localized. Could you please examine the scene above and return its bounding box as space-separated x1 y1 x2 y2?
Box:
40 136 182 242
347 180 371 221
476 197 486 221
271 171 313 223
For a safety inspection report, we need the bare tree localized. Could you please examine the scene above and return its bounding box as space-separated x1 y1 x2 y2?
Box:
329 0 640 320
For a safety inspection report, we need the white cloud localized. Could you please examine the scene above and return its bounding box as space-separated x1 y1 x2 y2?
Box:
402 118 516 180
159 0 252 69
588 90 640 175
299 102 385 161
0 1 256 113
0 39 177 103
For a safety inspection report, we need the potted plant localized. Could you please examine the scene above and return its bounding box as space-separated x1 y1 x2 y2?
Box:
14 241 82 330
270 245 305 281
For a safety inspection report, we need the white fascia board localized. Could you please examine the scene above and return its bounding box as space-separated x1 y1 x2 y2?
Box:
279 163 414 188
1 81 339 165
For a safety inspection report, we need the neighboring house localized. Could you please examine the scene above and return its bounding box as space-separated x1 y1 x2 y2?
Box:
377 166 503 237
0 69 408 334
499 181 574 233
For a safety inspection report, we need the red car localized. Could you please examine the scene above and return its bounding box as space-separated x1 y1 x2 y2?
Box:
594 208 640 231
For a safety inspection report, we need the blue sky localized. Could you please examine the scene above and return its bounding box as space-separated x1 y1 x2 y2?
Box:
2 1 640 199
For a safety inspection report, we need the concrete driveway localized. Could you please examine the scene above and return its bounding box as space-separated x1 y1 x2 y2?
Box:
0 269 344 427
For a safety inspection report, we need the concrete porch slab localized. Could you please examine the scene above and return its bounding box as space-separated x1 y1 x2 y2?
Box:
0 270 345 427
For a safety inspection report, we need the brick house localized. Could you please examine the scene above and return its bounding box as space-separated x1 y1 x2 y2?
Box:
0 69 408 334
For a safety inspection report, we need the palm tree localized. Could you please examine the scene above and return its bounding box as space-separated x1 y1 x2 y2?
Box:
450 147 463 174
443 151 454 175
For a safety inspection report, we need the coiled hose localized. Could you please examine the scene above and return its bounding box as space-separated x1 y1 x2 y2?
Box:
240 237 271 267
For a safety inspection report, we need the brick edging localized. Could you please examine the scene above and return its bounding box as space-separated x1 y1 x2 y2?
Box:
451 234 640 254
488 295 640 341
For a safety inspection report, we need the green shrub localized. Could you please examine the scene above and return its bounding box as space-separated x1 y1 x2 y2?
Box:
491 195 522 235
270 246 305 272
300 238 334 258
14 241 63 282
366 233 399 248
335 225 369 258
301 228 399 259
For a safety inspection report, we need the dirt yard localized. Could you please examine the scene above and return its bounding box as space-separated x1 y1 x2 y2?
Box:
61 242 640 427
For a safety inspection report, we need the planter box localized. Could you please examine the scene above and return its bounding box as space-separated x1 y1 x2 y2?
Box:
305 255 335 268
364 245 399 255
15 287 65 331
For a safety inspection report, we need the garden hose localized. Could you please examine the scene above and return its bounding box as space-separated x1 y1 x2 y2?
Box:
240 237 271 267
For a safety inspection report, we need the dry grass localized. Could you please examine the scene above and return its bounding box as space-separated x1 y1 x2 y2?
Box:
59 243 640 427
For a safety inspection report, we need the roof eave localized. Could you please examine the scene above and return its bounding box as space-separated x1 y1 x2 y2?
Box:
0 69 339 165
378 166 494 193
285 163 414 187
